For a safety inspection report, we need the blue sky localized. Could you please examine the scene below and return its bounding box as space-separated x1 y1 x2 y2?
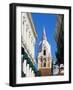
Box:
31 13 57 61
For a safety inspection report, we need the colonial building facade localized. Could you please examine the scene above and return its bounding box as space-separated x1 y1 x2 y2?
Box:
37 28 52 76
21 12 37 77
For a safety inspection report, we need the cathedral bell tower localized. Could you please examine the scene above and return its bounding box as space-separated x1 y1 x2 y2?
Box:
38 27 52 76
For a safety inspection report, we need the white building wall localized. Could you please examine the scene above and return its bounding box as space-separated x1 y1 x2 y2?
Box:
21 12 36 62
21 12 37 77
22 60 35 77
21 13 27 44
23 59 27 75
26 64 30 77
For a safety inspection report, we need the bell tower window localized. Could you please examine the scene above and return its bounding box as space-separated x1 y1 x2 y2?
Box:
43 49 46 55
43 58 46 67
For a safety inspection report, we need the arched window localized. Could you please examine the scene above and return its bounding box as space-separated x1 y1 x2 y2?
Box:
43 49 46 55
43 58 46 67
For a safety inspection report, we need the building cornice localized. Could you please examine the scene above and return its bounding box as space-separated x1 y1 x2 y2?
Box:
26 13 37 38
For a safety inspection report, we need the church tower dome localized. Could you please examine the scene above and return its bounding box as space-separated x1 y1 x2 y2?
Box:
37 27 52 76
38 27 51 58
